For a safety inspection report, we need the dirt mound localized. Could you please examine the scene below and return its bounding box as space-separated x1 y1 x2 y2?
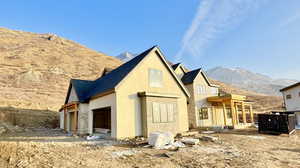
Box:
0 129 299 168
0 107 59 129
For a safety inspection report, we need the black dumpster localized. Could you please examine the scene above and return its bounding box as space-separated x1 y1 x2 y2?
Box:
258 113 296 135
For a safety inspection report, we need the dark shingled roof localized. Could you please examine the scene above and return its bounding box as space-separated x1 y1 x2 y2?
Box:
68 79 94 103
181 68 202 85
171 63 181 70
280 82 300 92
65 46 156 103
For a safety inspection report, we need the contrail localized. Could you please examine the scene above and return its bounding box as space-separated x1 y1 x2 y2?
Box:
175 0 269 63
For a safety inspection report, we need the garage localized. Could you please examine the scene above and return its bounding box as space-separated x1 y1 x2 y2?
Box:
93 107 111 133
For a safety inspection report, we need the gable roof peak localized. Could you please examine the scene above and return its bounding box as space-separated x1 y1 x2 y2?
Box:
64 45 191 104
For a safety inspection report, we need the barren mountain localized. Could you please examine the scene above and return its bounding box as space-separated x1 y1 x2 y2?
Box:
210 80 283 113
0 27 122 111
206 67 298 96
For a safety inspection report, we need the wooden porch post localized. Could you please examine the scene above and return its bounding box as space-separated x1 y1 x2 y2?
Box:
211 106 216 125
242 102 246 124
74 104 78 134
230 100 236 126
250 104 254 123
235 103 239 124
222 102 227 126
64 107 67 131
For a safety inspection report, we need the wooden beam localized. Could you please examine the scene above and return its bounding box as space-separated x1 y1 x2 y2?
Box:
242 102 246 124
250 104 254 123
90 89 115 100
222 102 227 126
230 100 235 126
74 103 78 134
235 103 239 125
64 107 67 131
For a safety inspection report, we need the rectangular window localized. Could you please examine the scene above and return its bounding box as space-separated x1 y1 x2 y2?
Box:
152 102 175 123
149 69 163 87
286 94 292 99
199 107 209 120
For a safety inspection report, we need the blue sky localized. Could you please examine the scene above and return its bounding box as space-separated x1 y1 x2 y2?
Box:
1 0 300 80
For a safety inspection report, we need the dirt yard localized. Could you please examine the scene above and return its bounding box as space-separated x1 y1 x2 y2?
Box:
0 128 299 168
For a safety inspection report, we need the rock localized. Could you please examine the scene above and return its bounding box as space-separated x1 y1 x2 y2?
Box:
86 135 102 140
201 131 215 134
47 34 58 41
111 150 137 158
155 153 172 158
181 138 200 145
200 135 218 142
94 128 110 134
247 136 265 140
0 126 7 135
181 131 199 137
148 132 174 149
172 141 186 148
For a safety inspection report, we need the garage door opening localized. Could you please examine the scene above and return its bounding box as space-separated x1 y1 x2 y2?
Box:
93 107 111 134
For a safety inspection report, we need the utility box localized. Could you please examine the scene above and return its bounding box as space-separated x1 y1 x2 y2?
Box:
258 114 296 135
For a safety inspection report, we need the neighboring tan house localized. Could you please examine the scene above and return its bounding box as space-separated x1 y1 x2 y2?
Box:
60 46 190 139
280 82 300 127
172 63 254 129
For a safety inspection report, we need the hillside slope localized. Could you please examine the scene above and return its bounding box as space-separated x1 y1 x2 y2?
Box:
0 27 283 114
210 80 283 113
0 27 122 110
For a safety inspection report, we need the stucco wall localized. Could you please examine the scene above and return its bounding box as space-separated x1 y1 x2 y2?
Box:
59 111 64 129
174 66 185 79
68 86 79 103
141 96 179 137
185 83 197 128
282 86 300 111
185 72 219 127
115 51 189 139
89 93 117 138
77 103 89 134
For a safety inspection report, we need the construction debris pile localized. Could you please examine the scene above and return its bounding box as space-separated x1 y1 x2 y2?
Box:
145 131 219 151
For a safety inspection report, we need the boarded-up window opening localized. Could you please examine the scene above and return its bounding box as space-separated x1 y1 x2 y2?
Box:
167 104 175 122
152 102 175 123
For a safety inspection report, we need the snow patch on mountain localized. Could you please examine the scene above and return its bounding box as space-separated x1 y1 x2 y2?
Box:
116 52 138 62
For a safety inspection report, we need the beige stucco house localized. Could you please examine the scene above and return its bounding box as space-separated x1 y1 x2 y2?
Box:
60 46 190 139
280 82 300 127
172 63 254 129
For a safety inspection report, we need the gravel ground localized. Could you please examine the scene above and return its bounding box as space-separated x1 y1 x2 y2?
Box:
0 128 299 168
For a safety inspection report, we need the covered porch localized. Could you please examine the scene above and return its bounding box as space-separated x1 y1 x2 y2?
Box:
207 94 254 128
60 102 79 134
